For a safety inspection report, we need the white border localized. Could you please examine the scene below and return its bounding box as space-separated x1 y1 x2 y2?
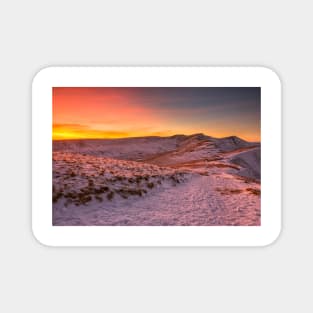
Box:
32 67 281 247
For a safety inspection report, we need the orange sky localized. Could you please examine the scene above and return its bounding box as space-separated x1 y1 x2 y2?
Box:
53 87 261 141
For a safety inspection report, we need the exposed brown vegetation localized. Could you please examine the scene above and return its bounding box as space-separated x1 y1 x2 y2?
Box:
107 191 114 200
235 175 260 184
215 188 243 195
207 163 240 170
95 195 103 202
246 188 261 196
147 182 154 189
170 160 240 170
117 188 145 198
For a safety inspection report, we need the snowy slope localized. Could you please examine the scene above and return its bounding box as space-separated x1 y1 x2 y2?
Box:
53 135 187 160
227 147 261 179
54 172 260 226
140 134 260 180
53 151 191 208
53 134 261 226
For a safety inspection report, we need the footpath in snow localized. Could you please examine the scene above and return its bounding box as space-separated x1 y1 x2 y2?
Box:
53 173 260 226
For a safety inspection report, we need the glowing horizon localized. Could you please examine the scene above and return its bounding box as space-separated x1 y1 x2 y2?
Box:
53 87 261 142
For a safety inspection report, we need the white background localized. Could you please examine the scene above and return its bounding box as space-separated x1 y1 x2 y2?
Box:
0 0 311 312
32 67 281 247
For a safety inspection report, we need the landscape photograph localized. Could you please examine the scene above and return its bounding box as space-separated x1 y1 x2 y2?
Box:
52 87 261 226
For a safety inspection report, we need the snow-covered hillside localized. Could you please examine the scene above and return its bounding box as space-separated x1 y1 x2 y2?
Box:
53 135 187 161
53 134 261 226
53 151 191 208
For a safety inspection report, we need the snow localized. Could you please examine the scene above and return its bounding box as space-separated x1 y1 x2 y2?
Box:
54 171 260 226
53 134 260 226
53 135 186 161
227 147 261 179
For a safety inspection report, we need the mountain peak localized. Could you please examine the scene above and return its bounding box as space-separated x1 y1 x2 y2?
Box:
189 133 207 139
221 135 247 144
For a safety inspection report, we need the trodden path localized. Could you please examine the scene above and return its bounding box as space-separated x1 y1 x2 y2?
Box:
53 173 260 226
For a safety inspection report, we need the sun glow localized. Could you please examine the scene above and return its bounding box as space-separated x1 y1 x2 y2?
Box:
53 87 260 141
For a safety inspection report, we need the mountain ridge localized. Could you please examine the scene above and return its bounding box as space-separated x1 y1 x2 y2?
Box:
52 133 259 143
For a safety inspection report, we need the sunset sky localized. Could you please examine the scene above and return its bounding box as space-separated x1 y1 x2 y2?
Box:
53 87 260 141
